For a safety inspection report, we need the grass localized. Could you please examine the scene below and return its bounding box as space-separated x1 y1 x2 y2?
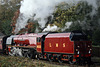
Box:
0 55 69 67
0 55 100 67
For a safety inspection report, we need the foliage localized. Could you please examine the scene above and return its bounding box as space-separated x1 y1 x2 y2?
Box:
1 20 12 35
0 0 21 35
52 2 92 31
92 29 100 45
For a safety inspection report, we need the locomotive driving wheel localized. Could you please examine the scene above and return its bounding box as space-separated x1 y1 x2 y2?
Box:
36 53 41 60
48 54 53 62
68 56 75 64
9 47 16 56
58 56 63 63
27 49 33 59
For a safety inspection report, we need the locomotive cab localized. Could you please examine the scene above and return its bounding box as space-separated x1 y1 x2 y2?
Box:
37 33 48 53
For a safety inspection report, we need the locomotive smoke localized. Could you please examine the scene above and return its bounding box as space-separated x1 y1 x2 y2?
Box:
15 0 98 34
43 24 59 32
61 22 73 31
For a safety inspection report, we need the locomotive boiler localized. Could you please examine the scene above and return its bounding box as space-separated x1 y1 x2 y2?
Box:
1 31 92 64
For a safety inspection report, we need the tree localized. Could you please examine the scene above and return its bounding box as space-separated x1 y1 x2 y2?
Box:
92 29 100 45
52 2 92 31
1 20 12 35
0 0 21 35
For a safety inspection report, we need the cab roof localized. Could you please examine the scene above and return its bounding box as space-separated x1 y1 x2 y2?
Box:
46 33 71 38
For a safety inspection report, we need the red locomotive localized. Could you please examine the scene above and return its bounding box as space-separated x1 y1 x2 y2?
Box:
1 31 92 64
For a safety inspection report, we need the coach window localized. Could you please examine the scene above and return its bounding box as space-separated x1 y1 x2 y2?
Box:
37 37 41 42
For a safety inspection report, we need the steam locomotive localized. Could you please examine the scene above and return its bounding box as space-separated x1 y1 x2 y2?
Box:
0 31 92 64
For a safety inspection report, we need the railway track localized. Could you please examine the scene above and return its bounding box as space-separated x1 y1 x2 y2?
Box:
0 52 100 67
35 58 99 67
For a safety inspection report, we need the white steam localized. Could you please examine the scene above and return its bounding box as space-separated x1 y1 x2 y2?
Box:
65 22 73 29
15 14 28 33
43 25 58 32
15 0 98 34
61 22 73 31
86 0 98 16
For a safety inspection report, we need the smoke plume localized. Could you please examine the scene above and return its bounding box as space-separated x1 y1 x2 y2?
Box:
43 24 58 32
15 0 98 33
